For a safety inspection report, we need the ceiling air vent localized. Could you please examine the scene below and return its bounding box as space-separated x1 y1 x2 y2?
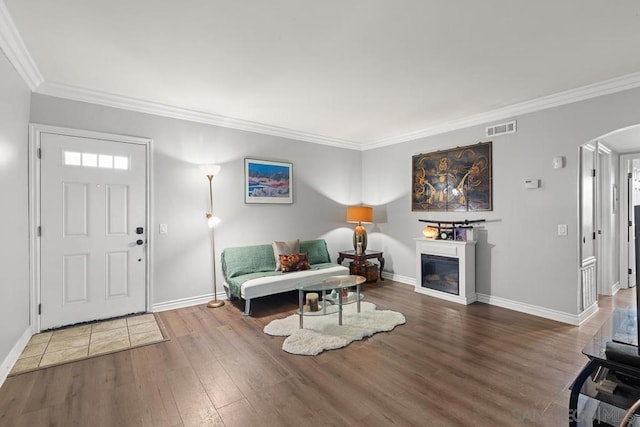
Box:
486 120 516 137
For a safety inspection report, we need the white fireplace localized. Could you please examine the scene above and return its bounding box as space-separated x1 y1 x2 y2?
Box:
414 238 476 305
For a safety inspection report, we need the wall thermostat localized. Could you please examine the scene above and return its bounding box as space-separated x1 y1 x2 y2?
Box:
525 179 540 189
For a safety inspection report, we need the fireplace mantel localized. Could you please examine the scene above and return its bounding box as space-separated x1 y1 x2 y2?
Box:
414 238 476 305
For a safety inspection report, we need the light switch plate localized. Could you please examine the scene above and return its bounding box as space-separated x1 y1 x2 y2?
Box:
558 224 568 236
159 224 168 234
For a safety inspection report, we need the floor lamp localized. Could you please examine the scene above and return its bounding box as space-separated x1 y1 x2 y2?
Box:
200 164 224 308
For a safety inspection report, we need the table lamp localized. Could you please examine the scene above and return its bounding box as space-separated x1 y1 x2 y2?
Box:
346 205 373 255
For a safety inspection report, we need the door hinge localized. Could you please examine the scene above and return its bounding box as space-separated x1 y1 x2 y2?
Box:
592 231 596 240
37 226 41 237
592 169 596 177
38 304 41 315
629 268 633 275
629 172 633 179
630 221 633 227
37 148 41 159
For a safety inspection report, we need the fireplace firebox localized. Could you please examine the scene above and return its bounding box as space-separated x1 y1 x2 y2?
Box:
421 254 459 295
415 238 476 305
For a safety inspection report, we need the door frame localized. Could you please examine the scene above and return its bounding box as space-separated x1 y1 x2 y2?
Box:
620 151 640 289
28 124 153 333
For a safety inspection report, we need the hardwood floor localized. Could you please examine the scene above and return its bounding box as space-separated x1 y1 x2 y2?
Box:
0 280 635 426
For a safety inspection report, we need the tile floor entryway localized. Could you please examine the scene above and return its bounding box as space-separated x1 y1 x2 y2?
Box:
10 313 165 375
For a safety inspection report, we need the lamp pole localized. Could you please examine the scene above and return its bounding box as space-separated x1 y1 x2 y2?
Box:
202 166 224 309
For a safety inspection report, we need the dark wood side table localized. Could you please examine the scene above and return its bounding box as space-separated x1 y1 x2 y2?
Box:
337 250 385 281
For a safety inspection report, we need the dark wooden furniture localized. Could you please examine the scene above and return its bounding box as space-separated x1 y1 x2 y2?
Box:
337 250 384 281
570 309 640 426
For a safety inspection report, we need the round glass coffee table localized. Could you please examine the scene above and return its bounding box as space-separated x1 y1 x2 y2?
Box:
297 275 366 329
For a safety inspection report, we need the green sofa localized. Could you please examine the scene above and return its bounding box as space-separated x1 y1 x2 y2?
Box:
222 239 348 315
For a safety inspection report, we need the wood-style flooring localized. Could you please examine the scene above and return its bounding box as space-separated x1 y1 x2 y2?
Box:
0 280 634 426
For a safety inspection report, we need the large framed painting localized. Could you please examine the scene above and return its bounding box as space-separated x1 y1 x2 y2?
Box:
412 141 492 212
245 158 293 204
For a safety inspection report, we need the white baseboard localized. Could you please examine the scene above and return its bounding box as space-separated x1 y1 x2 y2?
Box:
476 293 589 325
152 292 226 312
612 281 622 295
577 302 599 325
383 273 592 325
381 271 415 285
0 326 32 388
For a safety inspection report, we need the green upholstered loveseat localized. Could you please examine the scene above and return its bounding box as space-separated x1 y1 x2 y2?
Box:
221 239 348 315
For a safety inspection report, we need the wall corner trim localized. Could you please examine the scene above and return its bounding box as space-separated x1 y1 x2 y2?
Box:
0 326 32 388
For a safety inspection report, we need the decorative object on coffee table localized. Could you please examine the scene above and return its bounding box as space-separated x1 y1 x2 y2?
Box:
200 164 224 308
337 250 385 281
346 205 373 254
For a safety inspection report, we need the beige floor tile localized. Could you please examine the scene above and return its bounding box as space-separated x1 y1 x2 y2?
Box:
89 336 130 356
28 332 53 345
19 342 48 359
91 318 127 333
91 327 128 344
128 320 161 335
126 313 155 327
47 334 90 352
11 355 42 374
51 324 92 339
40 346 88 367
13 313 165 373
130 329 164 347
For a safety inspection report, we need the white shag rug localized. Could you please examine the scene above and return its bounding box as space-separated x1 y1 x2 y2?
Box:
264 301 406 355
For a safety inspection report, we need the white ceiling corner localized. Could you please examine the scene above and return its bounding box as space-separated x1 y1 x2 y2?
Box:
0 0 41 90
363 72 640 150
2 1 640 151
36 81 363 151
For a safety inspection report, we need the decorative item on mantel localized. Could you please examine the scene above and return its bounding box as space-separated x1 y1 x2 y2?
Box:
418 218 485 241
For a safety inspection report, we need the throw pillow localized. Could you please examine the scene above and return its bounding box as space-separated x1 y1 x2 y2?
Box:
279 253 310 273
272 239 300 271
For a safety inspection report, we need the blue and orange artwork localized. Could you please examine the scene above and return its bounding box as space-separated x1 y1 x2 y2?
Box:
247 161 290 198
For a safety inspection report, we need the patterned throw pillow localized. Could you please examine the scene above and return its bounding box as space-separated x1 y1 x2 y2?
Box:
279 253 310 273
272 239 300 271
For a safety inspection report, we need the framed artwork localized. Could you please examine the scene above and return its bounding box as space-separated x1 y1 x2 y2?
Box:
244 158 293 204
412 141 492 212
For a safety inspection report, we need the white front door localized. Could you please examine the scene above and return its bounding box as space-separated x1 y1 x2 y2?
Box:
40 132 147 329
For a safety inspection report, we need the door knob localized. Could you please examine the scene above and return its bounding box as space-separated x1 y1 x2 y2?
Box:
136 239 144 245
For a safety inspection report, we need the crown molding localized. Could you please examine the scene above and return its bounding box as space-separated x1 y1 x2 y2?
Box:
363 71 640 150
35 81 363 151
0 0 43 90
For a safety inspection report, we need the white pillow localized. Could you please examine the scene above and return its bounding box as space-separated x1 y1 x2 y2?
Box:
272 239 300 271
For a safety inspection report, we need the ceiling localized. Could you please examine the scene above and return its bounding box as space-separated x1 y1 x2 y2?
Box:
3 0 640 150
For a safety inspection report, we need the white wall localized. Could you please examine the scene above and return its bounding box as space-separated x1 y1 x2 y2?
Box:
0 50 31 374
362 87 640 316
29 94 360 306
